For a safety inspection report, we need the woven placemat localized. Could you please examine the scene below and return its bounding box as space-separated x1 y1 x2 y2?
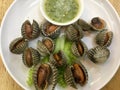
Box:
110 0 120 15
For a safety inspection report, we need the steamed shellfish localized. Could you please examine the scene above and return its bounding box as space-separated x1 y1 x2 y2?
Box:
22 47 41 67
64 62 88 88
50 51 67 67
71 40 88 57
91 17 106 31
33 63 51 90
41 21 61 39
87 46 110 63
33 63 58 90
9 37 28 54
95 30 113 47
77 17 106 31
21 20 40 40
65 24 84 41
37 37 55 56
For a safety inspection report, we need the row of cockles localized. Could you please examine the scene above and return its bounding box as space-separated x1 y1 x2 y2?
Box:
9 17 113 90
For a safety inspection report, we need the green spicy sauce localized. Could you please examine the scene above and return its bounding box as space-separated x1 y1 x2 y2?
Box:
44 0 80 23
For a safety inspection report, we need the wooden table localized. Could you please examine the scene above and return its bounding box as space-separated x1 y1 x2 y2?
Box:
0 0 120 90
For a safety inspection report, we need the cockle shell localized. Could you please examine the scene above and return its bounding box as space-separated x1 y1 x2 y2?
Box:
33 63 58 90
96 30 113 47
65 24 84 41
71 62 88 86
9 37 28 54
77 19 94 31
50 51 67 67
41 21 61 39
49 63 58 90
22 47 41 67
64 62 88 88
37 37 55 56
33 63 51 90
21 20 40 40
91 17 106 31
87 46 110 63
71 40 88 57
42 37 55 53
77 17 106 31
64 66 77 89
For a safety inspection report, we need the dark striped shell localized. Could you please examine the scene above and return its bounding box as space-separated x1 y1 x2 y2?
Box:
41 21 61 39
49 63 58 90
91 17 106 31
50 51 67 67
77 19 94 31
87 46 110 63
71 62 88 86
33 63 51 90
77 18 106 31
64 61 88 87
33 63 58 90
42 37 55 53
65 24 83 41
9 37 28 54
71 40 88 57
22 47 40 67
64 66 77 89
96 30 113 47
21 20 40 40
37 37 55 56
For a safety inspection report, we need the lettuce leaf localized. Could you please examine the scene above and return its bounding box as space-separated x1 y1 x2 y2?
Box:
26 66 34 86
54 35 65 53
63 40 77 65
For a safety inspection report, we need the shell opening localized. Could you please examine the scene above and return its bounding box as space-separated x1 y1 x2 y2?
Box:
45 23 58 34
72 64 86 85
76 41 84 56
25 48 33 67
43 39 53 52
11 38 25 51
53 51 63 66
24 21 33 39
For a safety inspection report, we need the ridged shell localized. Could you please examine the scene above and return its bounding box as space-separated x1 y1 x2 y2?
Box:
91 17 106 31
21 20 40 40
72 61 88 86
42 37 55 53
9 37 28 54
49 63 58 90
96 30 113 47
22 47 41 67
77 19 94 31
37 37 55 56
77 18 105 31
66 24 84 41
87 46 110 63
37 40 50 56
50 51 67 67
64 66 77 89
33 63 51 90
71 40 88 57
41 21 61 39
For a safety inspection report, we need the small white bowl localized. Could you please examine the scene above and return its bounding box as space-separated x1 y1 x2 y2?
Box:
40 0 84 26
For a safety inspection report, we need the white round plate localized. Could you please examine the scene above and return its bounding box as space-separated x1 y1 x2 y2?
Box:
0 0 120 90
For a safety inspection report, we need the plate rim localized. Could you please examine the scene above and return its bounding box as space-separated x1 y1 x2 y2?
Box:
0 0 120 90
0 1 26 89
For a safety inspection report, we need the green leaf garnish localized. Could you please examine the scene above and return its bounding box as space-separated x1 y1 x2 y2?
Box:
54 35 65 53
63 40 77 65
58 66 67 88
41 55 49 63
26 66 34 86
